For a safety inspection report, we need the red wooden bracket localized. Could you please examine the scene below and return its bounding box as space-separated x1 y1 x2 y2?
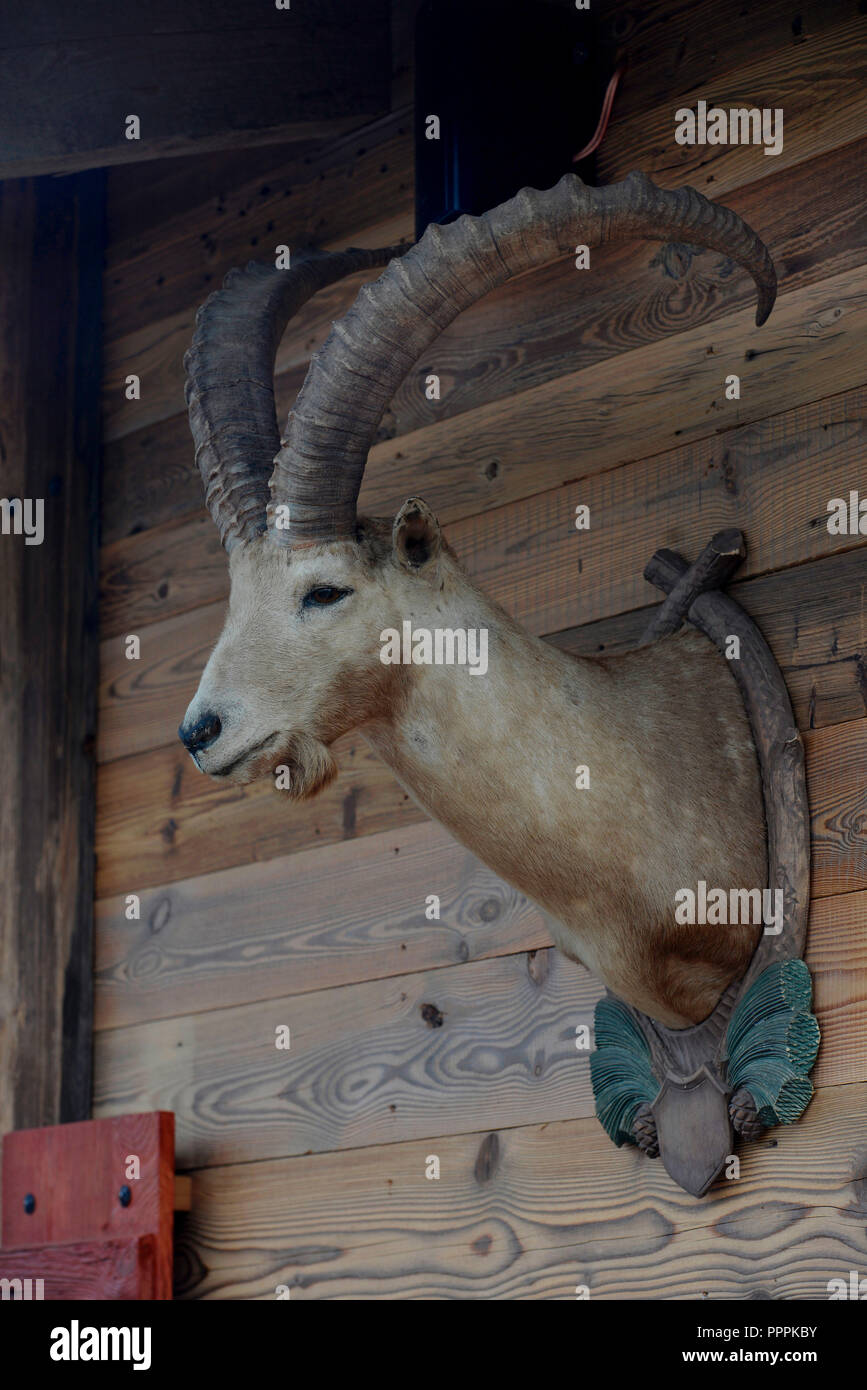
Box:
0 1236 156 1299
1 1112 175 1299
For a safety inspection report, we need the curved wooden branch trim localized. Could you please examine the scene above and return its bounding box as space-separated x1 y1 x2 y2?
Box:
641 528 746 643
643 533 811 981
592 531 811 1196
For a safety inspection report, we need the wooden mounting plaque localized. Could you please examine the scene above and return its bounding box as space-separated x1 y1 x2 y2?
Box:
591 531 815 1197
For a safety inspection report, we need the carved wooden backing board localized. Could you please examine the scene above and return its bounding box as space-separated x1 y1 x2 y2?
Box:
0 1112 175 1299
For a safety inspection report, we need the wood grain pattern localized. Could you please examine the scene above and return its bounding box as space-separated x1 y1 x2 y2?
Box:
598 14 867 199
92 887 867 1168
600 0 863 123
95 729 418 898
807 891 867 1088
172 1081 867 1299
94 821 549 1028
94 946 604 1166
0 174 103 1138
806 718 867 898
101 131 867 485
101 508 228 641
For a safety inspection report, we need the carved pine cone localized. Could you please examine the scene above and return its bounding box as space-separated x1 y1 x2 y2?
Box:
729 1087 765 1141
633 1102 659 1157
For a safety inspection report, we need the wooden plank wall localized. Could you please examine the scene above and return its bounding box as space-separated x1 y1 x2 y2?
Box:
94 0 867 1297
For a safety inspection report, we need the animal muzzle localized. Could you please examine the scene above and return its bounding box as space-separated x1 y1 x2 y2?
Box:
178 711 222 755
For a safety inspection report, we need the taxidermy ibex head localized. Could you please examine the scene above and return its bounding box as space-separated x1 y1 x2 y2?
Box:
180 172 778 1035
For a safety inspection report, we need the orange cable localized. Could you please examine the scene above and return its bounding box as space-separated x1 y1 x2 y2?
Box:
572 61 626 164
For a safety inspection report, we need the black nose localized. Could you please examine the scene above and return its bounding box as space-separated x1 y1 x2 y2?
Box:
179 713 222 754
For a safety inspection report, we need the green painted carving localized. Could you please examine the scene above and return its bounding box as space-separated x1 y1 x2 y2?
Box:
724 959 820 1127
589 996 657 1147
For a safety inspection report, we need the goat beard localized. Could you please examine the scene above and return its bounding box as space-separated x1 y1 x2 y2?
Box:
242 730 338 799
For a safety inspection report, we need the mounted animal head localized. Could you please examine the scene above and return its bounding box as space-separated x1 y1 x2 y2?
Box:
179 171 775 792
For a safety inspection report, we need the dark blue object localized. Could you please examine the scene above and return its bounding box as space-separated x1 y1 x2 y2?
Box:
414 0 598 240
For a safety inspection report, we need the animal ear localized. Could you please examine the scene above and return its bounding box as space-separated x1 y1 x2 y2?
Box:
393 497 441 572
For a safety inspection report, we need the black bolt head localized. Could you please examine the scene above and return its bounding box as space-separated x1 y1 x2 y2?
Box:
118 1184 132 1208
23 1193 35 1214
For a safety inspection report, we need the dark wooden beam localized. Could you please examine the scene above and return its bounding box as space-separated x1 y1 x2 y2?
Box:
0 171 104 1135
0 0 390 178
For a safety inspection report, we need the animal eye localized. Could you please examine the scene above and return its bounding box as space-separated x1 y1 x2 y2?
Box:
303 585 351 608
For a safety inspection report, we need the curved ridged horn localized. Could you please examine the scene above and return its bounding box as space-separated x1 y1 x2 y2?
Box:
270 170 777 544
184 246 406 550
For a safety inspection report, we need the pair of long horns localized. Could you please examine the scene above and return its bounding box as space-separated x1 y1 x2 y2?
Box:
185 171 776 551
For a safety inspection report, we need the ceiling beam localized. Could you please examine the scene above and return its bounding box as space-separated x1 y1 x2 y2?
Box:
0 1 390 178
